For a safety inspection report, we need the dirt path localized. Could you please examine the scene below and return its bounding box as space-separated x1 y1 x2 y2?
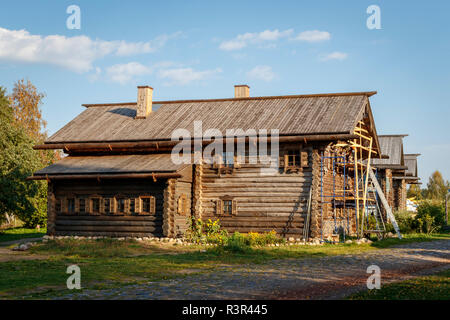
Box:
54 239 449 300
0 247 48 263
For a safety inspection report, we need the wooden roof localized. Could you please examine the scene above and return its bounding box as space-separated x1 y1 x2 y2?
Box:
404 153 420 177
45 92 375 144
371 135 407 168
33 154 187 176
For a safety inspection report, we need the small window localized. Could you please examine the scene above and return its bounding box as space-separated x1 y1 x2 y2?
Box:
223 200 233 215
79 198 86 213
91 198 100 214
129 198 136 214
117 198 126 214
222 151 234 168
140 196 155 214
287 150 300 167
67 198 75 213
55 198 62 213
215 198 237 216
104 198 112 214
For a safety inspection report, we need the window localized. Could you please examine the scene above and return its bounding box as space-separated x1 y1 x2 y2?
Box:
55 198 62 213
117 198 126 214
222 151 234 168
91 198 100 214
104 198 112 214
67 198 75 214
140 196 155 214
287 150 300 167
79 198 86 214
284 149 308 172
223 200 233 215
215 198 237 216
129 198 136 214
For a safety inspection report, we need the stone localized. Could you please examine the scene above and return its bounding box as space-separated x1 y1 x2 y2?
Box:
345 240 353 244
288 237 295 242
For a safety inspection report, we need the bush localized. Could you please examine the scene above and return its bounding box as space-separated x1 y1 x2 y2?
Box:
416 201 446 227
392 210 416 233
184 218 285 247
184 218 228 244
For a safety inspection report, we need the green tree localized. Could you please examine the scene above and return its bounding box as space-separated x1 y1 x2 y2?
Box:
425 171 448 201
407 184 422 199
0 86 47 227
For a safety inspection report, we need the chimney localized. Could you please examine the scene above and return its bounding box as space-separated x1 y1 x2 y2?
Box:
135 86 153 119
234 84 250 98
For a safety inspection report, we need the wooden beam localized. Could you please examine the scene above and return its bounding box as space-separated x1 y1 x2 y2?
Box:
26 172 182 181
33 134 360 151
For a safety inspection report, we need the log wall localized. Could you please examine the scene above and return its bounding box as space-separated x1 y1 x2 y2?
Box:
198 145 313 237
51 179 166 237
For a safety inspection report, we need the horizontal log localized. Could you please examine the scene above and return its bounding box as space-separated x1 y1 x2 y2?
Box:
207 216 305 223
54 231 163 238
203 187 311 193
202 177 311 183
56 225 160 232
56 220 161 227
220 221 304 228
223 227 304 235
57 215 161 221
34 134 359 151
27 173 181 181
201 212 306 218
201 192 310 197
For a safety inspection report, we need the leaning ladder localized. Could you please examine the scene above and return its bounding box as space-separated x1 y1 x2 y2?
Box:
368 168 402 239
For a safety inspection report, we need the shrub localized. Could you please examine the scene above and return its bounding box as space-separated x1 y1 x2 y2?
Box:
392 210 416 233
184 218 285 247
416 201 446 228
184 218 228 244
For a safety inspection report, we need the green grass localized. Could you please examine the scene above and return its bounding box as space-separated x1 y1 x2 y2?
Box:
0 227 46 243
349 268 450 300
0 232 448 299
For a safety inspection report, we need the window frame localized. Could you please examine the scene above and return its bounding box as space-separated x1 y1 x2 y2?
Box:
89 196 101 215
139 196 156 215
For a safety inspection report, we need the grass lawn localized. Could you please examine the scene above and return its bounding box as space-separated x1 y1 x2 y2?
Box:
349 268 450 300
0 232 448 299
0 227 47 243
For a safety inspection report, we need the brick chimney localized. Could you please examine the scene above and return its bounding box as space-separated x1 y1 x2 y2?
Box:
234 85 250 98
135 86 153 119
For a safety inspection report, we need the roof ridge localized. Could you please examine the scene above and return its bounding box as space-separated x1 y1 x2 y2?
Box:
378 134 409 137
82 91 377 107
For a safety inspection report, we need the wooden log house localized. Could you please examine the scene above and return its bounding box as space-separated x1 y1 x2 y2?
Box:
371 135 421 212
30 85 383 240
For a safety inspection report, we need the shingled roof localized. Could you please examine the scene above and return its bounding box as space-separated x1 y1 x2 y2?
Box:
33 154 187 177
371 135 407 169
404 153 420 177
45 92 376 144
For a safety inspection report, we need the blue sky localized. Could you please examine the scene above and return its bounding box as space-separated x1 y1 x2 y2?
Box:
0 0 449 185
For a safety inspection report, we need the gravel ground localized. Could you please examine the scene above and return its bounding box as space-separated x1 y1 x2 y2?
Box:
56 239 449 300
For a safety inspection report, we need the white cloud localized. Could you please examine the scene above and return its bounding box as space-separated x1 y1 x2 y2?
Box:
320 51 348 61
293 30 331 42
246 65 276 82
106 62 152 84
0 27 179 73
158 67 222 86
219 29 293 51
